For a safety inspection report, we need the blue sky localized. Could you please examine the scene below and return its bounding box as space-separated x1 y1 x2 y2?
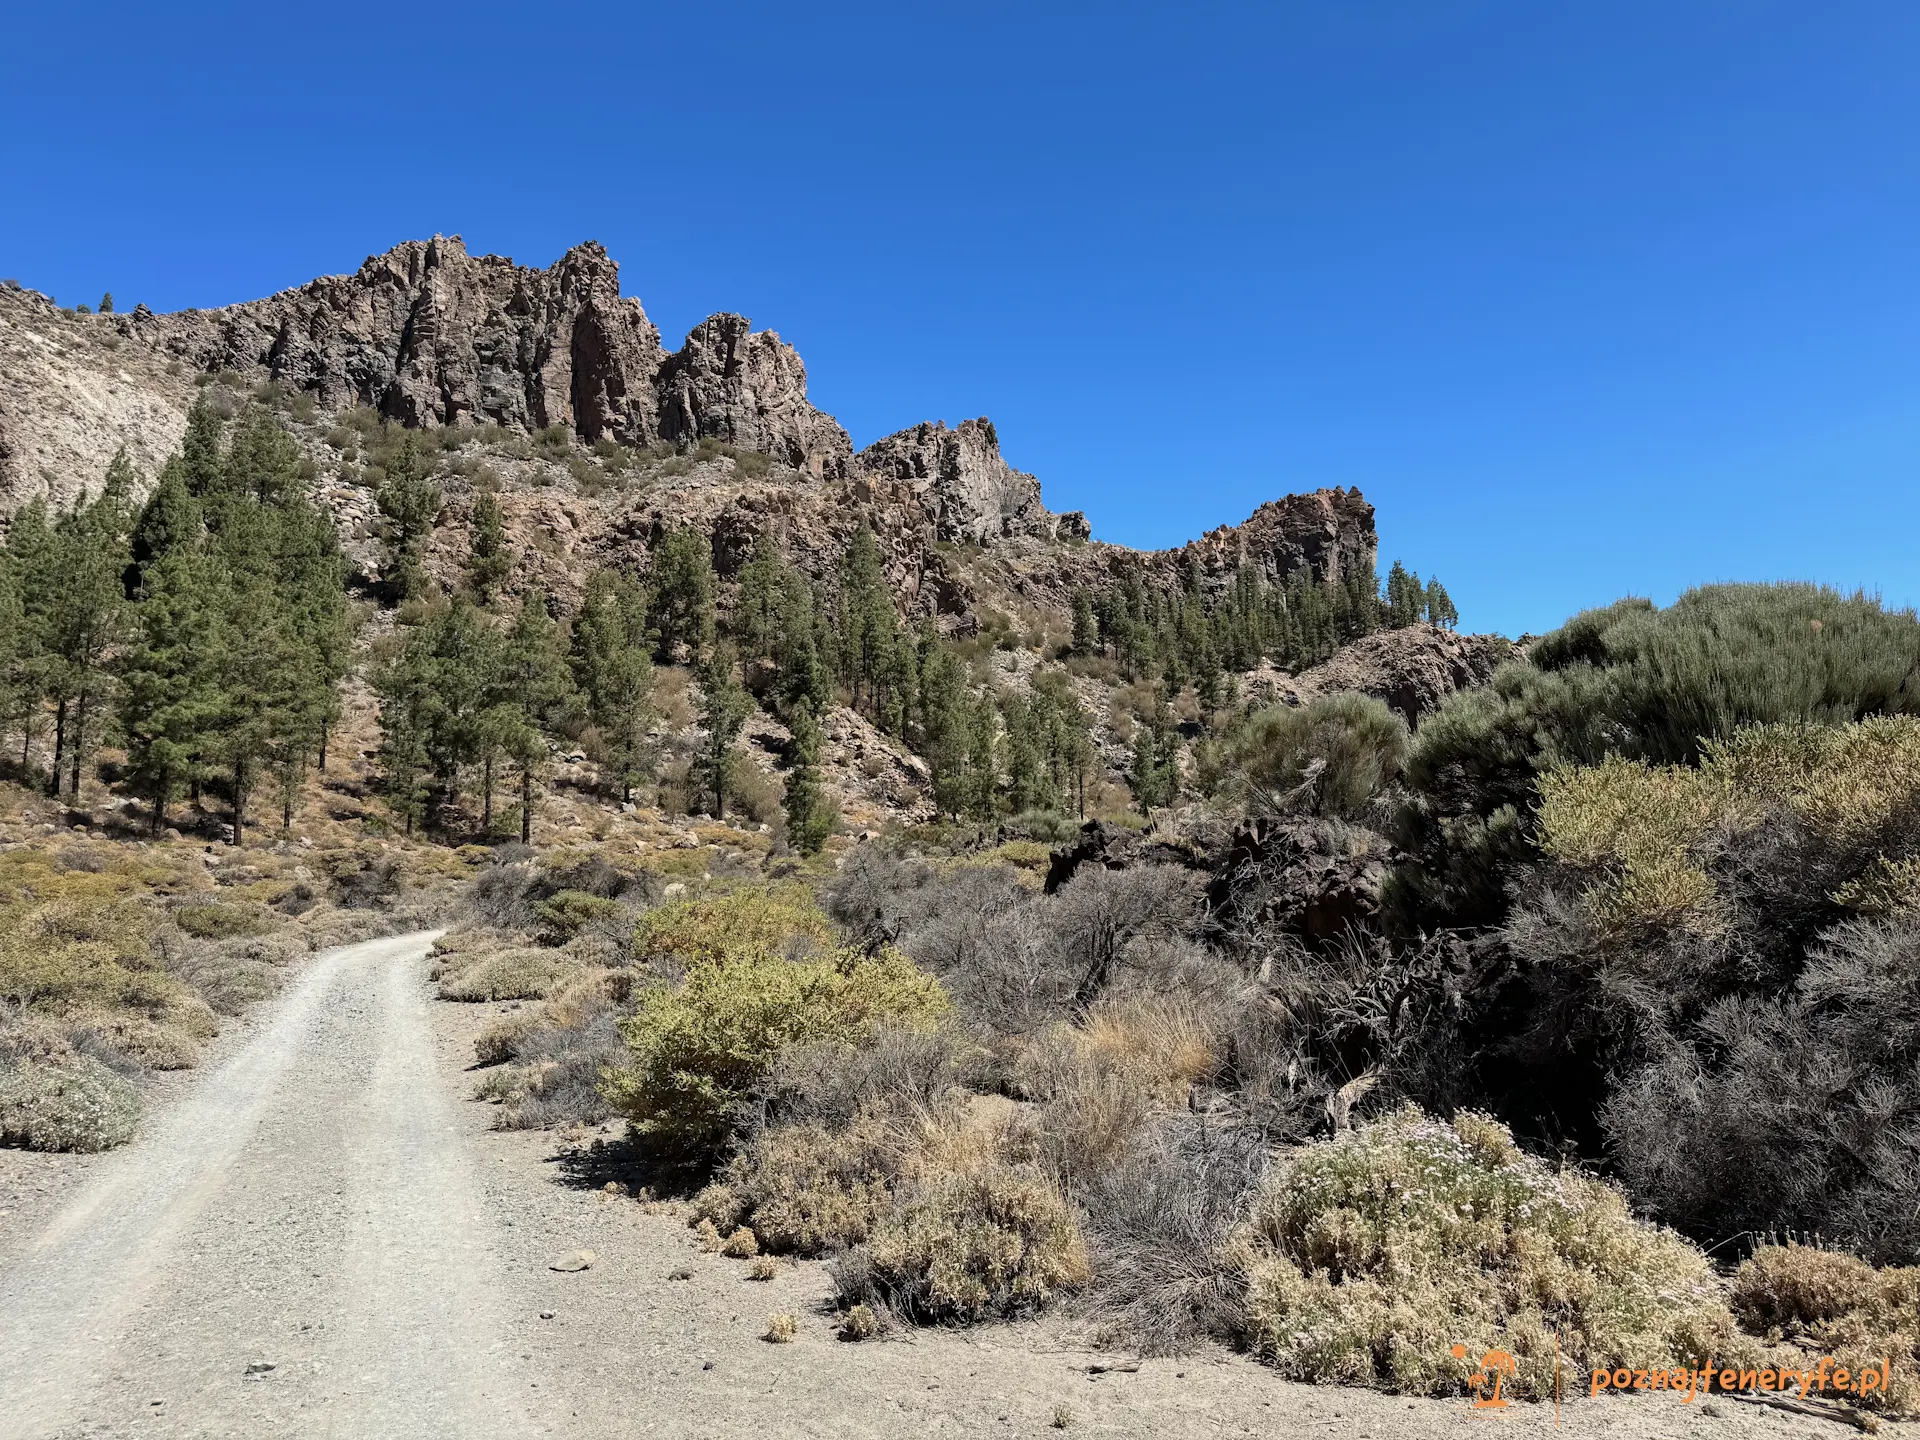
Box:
4 2 1916 637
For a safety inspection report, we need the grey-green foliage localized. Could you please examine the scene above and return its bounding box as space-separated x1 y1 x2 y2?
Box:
0 1055 140 1152
1225 692 1408 819
1386 583 1920 935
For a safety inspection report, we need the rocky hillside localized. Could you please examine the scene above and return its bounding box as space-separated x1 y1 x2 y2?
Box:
0 238 1369 604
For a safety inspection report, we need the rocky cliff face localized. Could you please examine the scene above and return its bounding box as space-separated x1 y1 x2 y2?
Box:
0 238 1371 612
141 237 669 443
656 314 851 479
857 417 1079 543
1173 490 1379 596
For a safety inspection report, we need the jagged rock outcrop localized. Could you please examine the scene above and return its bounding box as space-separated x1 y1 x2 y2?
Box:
856 417 1064 542
118 237 861 477
1172 489 1378 596
656 314 851 478
137 237 667 442
1289 622 1518 724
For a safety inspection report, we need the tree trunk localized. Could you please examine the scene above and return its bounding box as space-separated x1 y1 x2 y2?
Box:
231 758 245 847
68 690 88 798
520 763 533 845
151 785 167 836
318 717 329 773
482 754 494 830
49 698 67 797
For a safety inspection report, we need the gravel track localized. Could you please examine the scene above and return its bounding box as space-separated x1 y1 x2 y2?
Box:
0 931 1878 1440
0 932 550 1440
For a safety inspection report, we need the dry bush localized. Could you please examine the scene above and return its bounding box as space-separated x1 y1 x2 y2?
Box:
171 902 274 941
1731 1245 1920 1413
836 1161 1091 1323
1079 1115 1269 1355
764 1312 796 1343
1234 1107 1743 1399
474 1011 538 1067
839 1302 882 1339
436 948 581 1002
720 1225 761 1258
471 969 631 1129
63 1011 198 1070
0 1055 140 1152
696 1109 917 1256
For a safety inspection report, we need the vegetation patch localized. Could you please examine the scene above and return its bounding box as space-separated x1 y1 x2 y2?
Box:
1233 1108 1740 1399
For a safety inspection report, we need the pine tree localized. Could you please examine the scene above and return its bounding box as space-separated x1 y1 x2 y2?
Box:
1385 560 1423 629
373 636 435 836
180 394 227 500
782 697 834 854
1070 590 1097 656
224 407 303 508
99 292 113 314
43 467 132 797
571 569 654 803
648 527 715 664
466 483 512 604
128 457 204 592
917 641 975 819
116 548 219 832
375 432 443 600
697 642 751 819
835 524 897 720
1128 704 1179 812
498 588 573 844
3 500 58 779
1424 578 1458 630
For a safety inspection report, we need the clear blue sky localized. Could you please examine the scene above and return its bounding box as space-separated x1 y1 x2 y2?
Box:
5 2 1916 637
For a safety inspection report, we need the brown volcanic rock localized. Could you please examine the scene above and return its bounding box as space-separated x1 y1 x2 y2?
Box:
856 417 1055 543
656 314 852 479
1172 489 1378 596
1290 622 1518 724
141 237 669 443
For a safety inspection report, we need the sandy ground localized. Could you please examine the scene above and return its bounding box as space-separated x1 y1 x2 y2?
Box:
0 932 1898 1440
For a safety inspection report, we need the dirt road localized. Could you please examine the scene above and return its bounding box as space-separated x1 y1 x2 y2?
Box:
0 932 1875 1440
0 932 552 1440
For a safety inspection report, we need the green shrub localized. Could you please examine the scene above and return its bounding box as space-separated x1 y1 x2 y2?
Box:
0 1056 140 1152
1387 583 1920 935
1234 1108 1741 1398
536 890 624 945
602 942 948 1161
1222 693 1408 817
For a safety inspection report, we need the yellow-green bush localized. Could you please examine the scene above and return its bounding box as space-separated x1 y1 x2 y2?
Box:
1731 1245 1920 1413
631 883 834 968
602 939 948 1160
536 890 624 944
1234 1108 1741 1399
1537 716 1920 934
